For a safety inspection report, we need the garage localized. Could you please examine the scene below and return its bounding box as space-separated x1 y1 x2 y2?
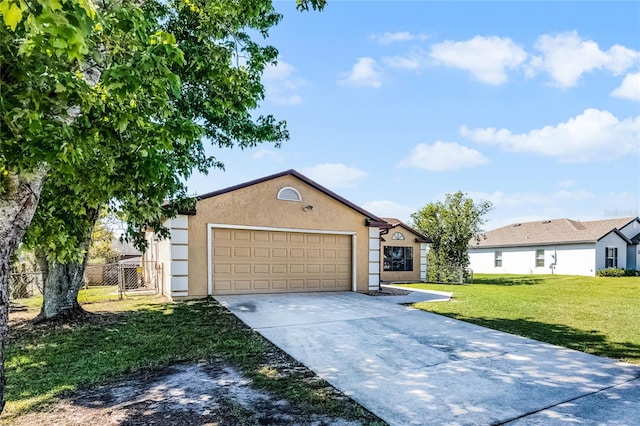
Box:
211 227 353 295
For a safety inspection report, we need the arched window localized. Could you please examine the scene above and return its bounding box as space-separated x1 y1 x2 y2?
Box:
392 232 405 240
277 186 301 202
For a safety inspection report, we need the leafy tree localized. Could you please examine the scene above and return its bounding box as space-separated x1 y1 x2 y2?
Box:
1 0 325 412
411 192 492 283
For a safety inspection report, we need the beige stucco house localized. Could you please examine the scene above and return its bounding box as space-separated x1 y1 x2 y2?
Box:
379 218 430 283
145 169 431 299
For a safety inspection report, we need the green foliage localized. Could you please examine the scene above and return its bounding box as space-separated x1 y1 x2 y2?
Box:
411 191 492 281
404 274 640 364
87 217 120 264
596 268 639 277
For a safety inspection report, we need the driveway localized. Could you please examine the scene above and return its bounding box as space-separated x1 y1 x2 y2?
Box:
215 291 640 426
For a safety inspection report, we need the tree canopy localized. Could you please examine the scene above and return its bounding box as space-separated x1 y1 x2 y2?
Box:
411 191 492 283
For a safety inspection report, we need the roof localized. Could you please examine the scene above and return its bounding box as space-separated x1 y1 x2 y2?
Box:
380 217 432 243
196 169 389 227
471 217 637 248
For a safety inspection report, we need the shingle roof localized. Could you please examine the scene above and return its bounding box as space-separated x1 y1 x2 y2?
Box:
380 217 431 243
472 217 636 248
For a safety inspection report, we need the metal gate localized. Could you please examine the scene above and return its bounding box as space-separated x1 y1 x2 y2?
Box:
118 261 160 296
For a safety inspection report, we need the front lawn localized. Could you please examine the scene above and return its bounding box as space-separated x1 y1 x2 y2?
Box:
403 274 640 364
5 289 381 424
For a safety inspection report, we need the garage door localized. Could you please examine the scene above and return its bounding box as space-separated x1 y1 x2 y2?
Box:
211 228 352 294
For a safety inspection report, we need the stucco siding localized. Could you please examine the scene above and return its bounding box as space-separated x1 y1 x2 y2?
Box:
187 175 372 296
380 229 423 282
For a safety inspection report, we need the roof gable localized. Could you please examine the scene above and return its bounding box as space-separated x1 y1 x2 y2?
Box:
380 217 431 243
472 216 637 248
196 169 386 225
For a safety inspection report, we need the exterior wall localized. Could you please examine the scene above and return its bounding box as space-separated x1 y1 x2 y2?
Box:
626 245 638 270
144 226 172 297
595 233 628 271
469 244 597 276
187 174 374 297
618 219 640 239
380 228 423 282
368 227 381 290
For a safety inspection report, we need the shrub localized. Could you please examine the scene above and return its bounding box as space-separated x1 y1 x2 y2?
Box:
596 268 638 277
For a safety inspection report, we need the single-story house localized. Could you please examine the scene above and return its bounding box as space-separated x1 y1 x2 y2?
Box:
144 170 429 299
469 217 640 276
379 217 430 283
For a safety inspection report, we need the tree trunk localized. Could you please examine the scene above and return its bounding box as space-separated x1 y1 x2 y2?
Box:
35 207 100 322
0 165 48 414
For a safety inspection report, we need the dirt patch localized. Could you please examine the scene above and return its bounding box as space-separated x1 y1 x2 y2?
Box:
362 287 412 297
8 362 363 426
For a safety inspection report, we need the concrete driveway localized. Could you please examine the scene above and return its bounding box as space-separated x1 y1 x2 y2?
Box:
215 291 640 425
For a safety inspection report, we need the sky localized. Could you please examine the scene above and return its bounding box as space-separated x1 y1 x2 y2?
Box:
186 1 640 230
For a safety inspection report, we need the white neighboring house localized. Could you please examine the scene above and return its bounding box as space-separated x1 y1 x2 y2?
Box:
469 217 640 276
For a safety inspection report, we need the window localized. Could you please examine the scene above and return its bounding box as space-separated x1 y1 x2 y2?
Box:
605 247 618 268
277 186 301 202
494 251 502 267
383 246 413 271
391 232 405 240
535 249 545 267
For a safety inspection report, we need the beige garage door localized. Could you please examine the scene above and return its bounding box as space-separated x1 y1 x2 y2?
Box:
211 228 352 294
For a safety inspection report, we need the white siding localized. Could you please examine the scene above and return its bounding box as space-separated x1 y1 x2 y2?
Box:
618 219 640 239
469 244 597 276
595 232 628 271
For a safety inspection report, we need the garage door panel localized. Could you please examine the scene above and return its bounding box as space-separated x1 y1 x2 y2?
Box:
212 229 351 295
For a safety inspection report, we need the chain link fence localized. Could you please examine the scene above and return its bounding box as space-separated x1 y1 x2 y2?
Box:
426 265 474 284
9 261 159 300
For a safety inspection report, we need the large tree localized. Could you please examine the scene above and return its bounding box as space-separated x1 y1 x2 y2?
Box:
1 0 325 412
411 191 492 283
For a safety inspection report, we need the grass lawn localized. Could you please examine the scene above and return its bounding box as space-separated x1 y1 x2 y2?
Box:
402 274 640 364
5 287 381 424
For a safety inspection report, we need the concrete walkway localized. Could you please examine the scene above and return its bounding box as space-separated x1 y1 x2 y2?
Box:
215 292 640 425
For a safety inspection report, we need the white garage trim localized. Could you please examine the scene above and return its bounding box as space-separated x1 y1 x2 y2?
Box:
206 223 357 295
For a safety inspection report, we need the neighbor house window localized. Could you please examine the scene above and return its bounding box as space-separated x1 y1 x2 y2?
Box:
392 232 405 240
494 251 502 267
383 246 413 271
535 249 545 267
605 247 618 268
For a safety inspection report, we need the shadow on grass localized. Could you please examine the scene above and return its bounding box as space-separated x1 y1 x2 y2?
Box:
4 300 381 424
471 275 545 286
436 313 640 364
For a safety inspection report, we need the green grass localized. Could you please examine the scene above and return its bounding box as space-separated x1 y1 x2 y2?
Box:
5 290 381 424
402 274 640 364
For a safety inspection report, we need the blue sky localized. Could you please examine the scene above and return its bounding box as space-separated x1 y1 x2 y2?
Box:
187 1 640 229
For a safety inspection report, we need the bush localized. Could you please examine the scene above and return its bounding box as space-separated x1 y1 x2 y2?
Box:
596 268 639 277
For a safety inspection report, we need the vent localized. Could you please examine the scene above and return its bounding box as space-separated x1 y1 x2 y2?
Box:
542 220 551 224
277 186 301 202
513 223 521 227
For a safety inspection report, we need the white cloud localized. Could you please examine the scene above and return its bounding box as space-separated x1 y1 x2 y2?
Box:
557 180 576 188
611 72 640 100
301 163 368 189
339 57 382 88
429 36 527 85
263 58 306 105
383 48 429 71
370 31 429 45
362 200 416 223
528 31 640 88
468 190 595 209
251 149 285 162
397 141 489 171
461 108 640 163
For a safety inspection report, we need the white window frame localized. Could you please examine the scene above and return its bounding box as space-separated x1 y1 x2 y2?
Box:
276 186 302 202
